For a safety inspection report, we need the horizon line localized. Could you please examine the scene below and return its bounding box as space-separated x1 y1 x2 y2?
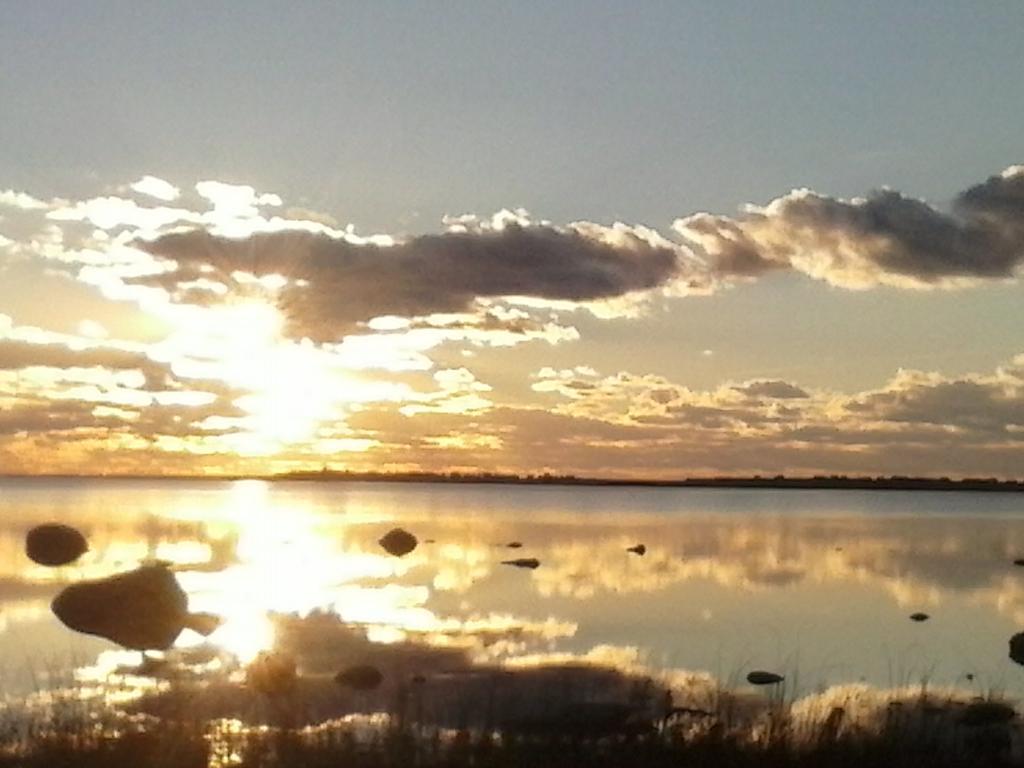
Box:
1 470 1022 492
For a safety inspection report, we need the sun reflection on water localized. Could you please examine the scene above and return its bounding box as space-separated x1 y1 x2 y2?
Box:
183 480 403 663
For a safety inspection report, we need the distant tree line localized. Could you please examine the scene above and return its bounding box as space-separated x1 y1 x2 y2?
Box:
278 468 1024 492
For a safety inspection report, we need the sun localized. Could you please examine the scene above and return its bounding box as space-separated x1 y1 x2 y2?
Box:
153 300 347 454
232 341 343 447
147 292 419 463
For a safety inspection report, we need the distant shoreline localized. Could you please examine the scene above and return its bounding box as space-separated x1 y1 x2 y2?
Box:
1 471 1022 493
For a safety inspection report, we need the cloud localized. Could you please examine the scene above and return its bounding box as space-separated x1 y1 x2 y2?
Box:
535 362 1024 445
2 313 1019 478
2 169 1024 477
0 190 49 211
733 380 810 400
114 164 1024 345
10 165 1024 352
129 176 181 202
195 180 282 216
533 368 806 429
0 399 126 436
398 367 493 416
845 364 1024 436
337 353 1024 480
47 196 198 232
673 165 1024 289
0 338 175 390
133 222 689 342
0 318 253 463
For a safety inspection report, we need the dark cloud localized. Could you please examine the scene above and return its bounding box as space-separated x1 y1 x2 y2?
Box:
134 225 685 341
847 377 1024 435
955 166 1024 232
0 399 124 436
674 166 1024 288
674 213 780 277
732 380 810 400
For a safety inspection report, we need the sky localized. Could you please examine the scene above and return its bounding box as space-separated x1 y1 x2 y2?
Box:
1 2 1022 478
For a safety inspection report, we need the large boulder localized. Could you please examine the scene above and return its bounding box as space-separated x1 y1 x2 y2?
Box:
51 564 218 650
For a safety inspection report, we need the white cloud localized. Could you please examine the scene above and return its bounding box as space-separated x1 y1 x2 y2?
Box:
129 175 181 202
0 190 48 210
195 180 282 218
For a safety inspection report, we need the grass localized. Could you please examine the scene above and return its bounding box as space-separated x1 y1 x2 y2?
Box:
0 672 1019 768
0 612 1016 766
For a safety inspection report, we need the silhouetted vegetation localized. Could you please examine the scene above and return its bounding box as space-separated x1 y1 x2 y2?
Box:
278 469 1024 493
1 680 1021 767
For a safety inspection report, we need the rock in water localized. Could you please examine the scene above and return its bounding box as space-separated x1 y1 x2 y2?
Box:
1009 632 1024 666
627 544 646 556
51 564 218 650
335 664 384 691
746 670 785 686
378 528 418 557
501 558 541 569
26 523 88 566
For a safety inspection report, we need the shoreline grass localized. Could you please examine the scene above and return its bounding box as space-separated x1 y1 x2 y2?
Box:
1 671 1020 768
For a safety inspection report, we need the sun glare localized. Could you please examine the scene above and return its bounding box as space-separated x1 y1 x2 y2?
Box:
183 481 402 663
203 304 337 446
152 301 348 453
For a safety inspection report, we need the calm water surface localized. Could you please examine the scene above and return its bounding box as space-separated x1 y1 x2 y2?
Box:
2 477 1024 703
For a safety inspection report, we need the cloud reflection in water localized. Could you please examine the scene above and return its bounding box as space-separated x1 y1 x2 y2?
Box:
1 480 1024 710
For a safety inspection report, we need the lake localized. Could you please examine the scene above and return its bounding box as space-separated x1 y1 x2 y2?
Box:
2 477 1024 710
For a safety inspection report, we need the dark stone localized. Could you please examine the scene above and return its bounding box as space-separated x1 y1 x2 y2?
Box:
501 558 541 569
379 528 418 557
51 564 216 650
746 670 784 686
335 664 384 690
26 523 88 566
